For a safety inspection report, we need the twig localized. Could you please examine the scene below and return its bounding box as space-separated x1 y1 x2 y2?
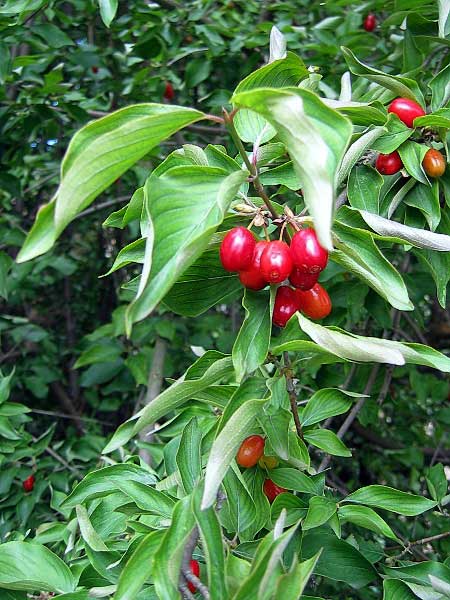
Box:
30 408 112 426
283 351 303 439
388 530 450 552
335 189 348 211
403 312 428 345
33 436 82 478
75 196 130 220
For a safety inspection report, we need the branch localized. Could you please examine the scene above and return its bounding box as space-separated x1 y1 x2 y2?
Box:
75 196 130 220
283 351 303 439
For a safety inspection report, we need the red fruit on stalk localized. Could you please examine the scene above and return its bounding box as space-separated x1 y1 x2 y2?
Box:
263 479 286 503
163 81 175 101
296 283 332 320
422 148 446 178
388 97 425 128
272 285 299 327
289 268 319 291
363 13 376 32
188 559 200 593
290 228 328 274
239 241 268 290
260 241 293 283
219 227 255 272
236 435 265 467
375 151 403 175
23 475 35 493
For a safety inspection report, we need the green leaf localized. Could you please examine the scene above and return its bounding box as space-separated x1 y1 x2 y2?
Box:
76 505 108 551
301 388 359 427
0 42 11 84
271 494 308 527
232 53 309 143
438 0 450 38
383 579 416 600
232 289 273 382
32 23 74 47
114 531 164 600
430 64 450 112
270 469 321 495
74 341 122 368
126 166 247 330
302 496 337 530
0 541 75 593
176 417 202 494
337 127 386 186
344 485 437 516
301 530 378 588
341 46 424 105
221 466 257 535
304 429 352 457
426 463 448 503
192 486 228 600
232 87 352 251
152 496 196 600
62 464 156 507
163 239 242 316
414 109 450 130
202 399 267 509
338 505 399 541
16 200 56 263
98 0 118 27
103 354 233 453
347 165 383 213
259 162 302 190
273 552 322 600
370 113 414 154
398 141 430 186
114 480 176 517
332 221 413 311
103 239 145 276
404 181 441 232
384 562 450 587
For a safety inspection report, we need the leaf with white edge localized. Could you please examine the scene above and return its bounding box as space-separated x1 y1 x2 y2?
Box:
341 47 425 105
304 429 352 457
339 71 351 102
62 464 156 507
270 469 322 495
269 26 287 62
126 166 248 330
103 355 233 453
176 417 202 494
430 64 450 112
76 505 108 551
0 541 75 593
344 485 437 516
359 210 450 251
270 339 347 365
383 579 416 600
98 0 117 27
338 505 400 541
337 127 386 187
303 496 337 531
298 313 450 372
301 388 363 427
232 53 308 144
202 399 267 509
16 200 56 263
222 466 257 535
404 181 441 232
232 288 274 382
233 87 352 250
388 178 417 219
114 480 176 517
333 221 413 310
398 141 430 186
273 552 322 600
429 575 450 596
438 0 450 38
384 562 450 588
347 165 383 213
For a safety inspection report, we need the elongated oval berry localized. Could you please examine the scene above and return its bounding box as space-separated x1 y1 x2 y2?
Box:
422 148 446 178
236 435 265 468
188 559 200 594
289 268 319 291
239 241 268 290
263 479 286 503
220 227 256 272
363 13 376 32
388 97 425 128
273 285 298 327
163 81 175 101
375 151 403 175
22 475 35 493
290 228 328 274
260 241 293 283
296 283 332 320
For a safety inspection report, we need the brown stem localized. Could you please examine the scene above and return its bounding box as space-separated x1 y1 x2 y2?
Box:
388 530 450 552
283 351 303 439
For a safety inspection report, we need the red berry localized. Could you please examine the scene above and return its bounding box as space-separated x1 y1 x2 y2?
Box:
22 475 35 493
290 228 328 274
296 283 332 320
219 227 256 272
273 285 299 327
388 97 426 128
363 14 376 32
91 66 99 74
263 479 286 503
188 559 200 594
239 241 268 290
260 241 293 283
236 435 265 468
163 82 175 101
422 148 446 178
289 268 319 291
375 151 403 175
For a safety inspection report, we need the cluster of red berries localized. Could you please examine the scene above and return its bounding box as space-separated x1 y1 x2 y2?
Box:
375 98 447 178
219 226 332 326
236 435 287 503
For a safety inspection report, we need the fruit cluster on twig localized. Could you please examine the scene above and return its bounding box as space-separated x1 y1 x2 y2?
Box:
219 226 331 327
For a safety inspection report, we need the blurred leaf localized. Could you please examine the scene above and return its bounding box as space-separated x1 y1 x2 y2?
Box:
98 0 118 27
